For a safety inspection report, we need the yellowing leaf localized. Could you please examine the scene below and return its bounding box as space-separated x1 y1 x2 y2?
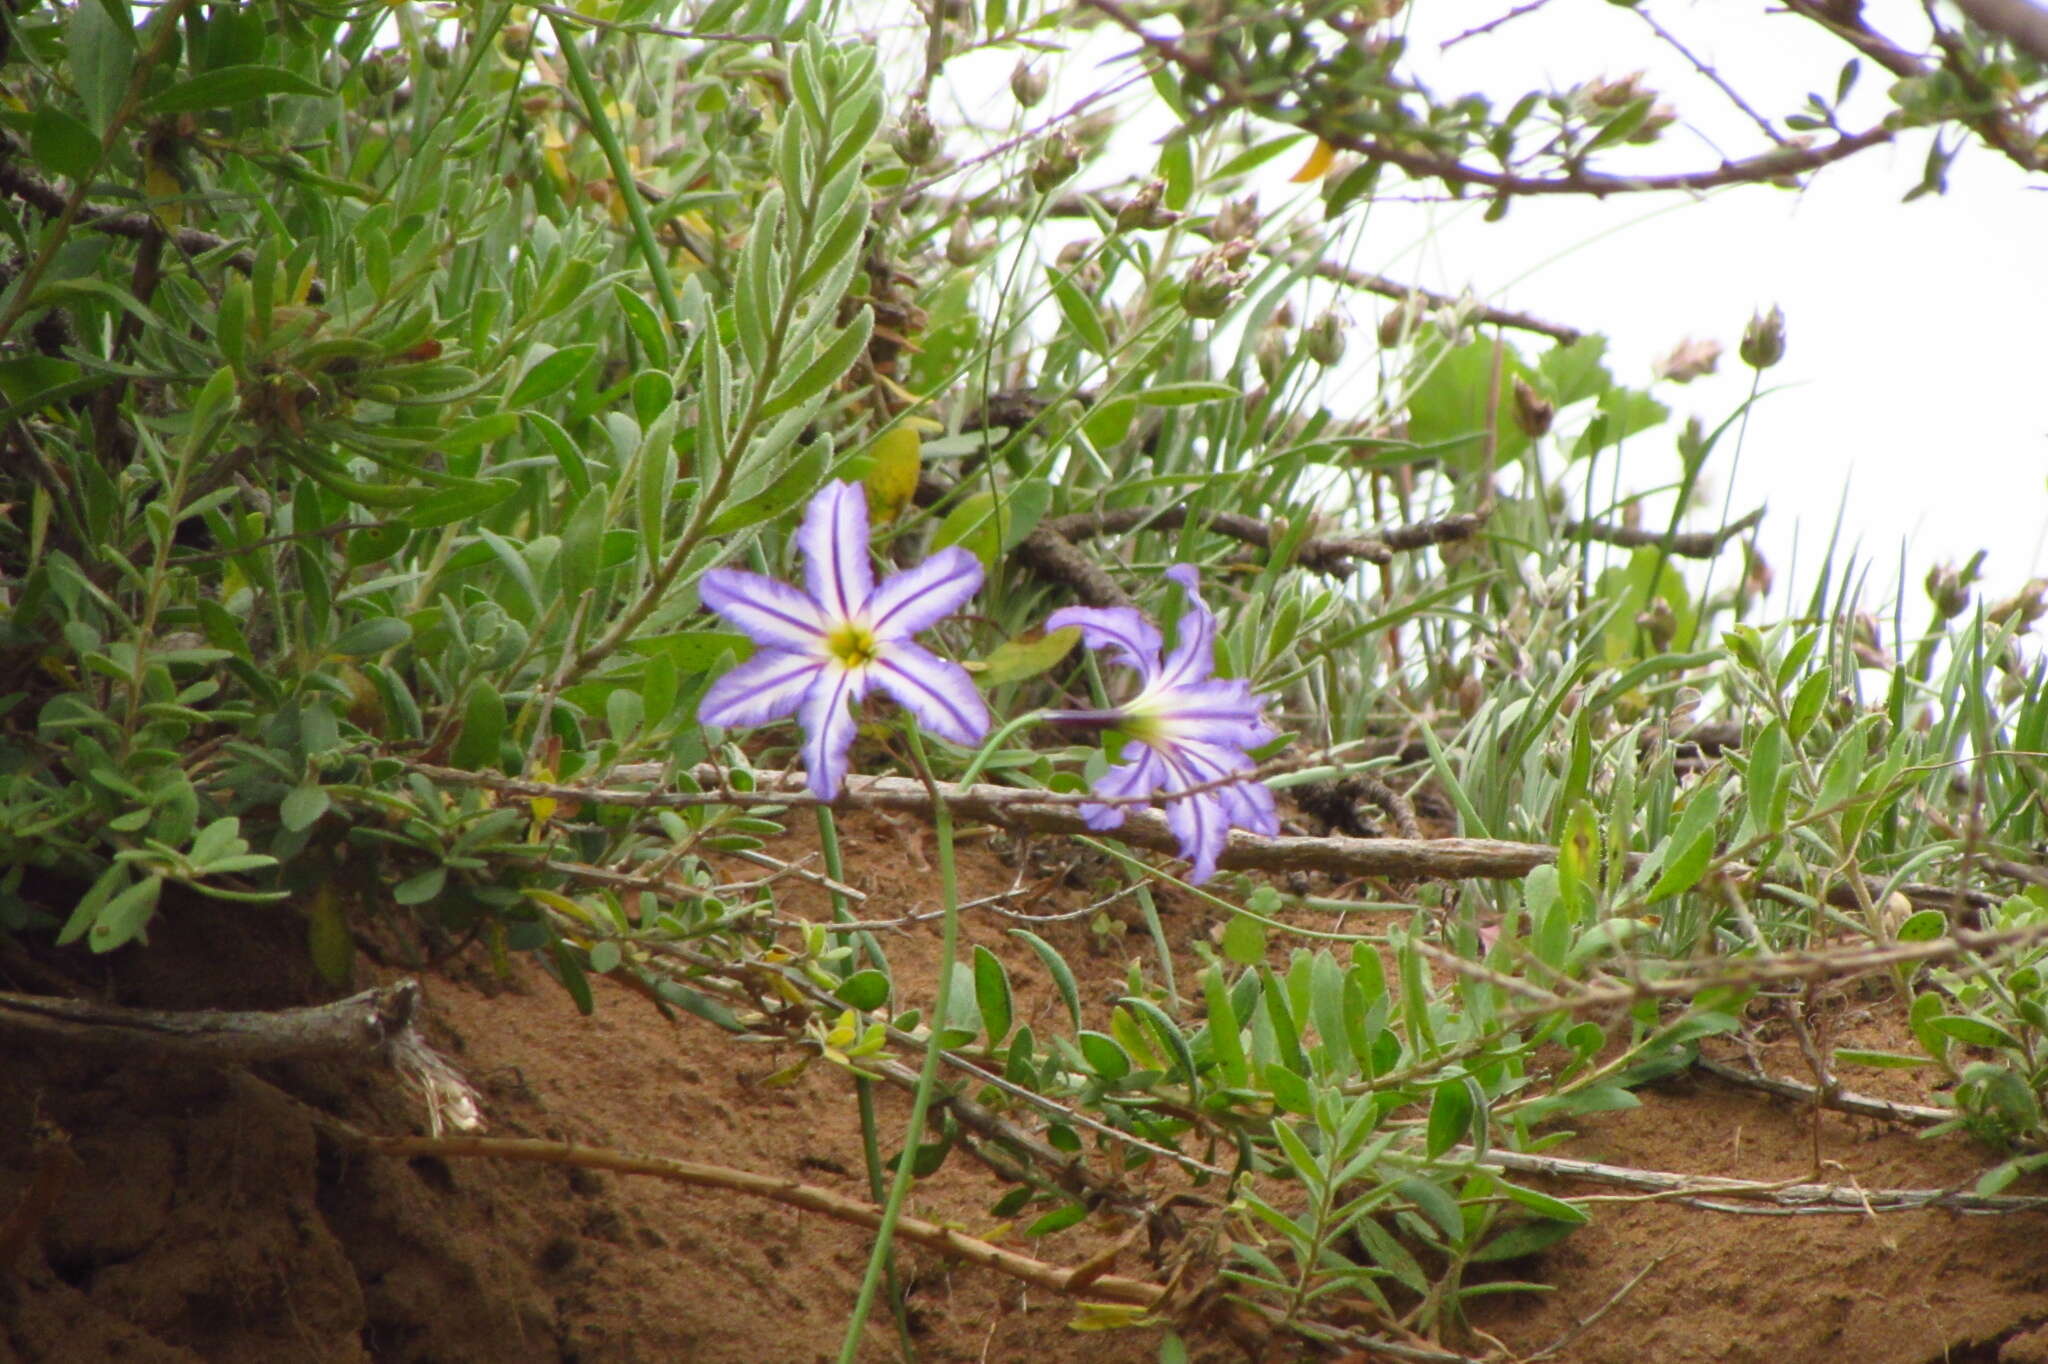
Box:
1289 137 1337 183
864 426 922 521
145 158 182 229
974 626 1079 686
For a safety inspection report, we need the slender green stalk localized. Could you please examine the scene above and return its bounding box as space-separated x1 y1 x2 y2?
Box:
838 734 961 1364
545 12 687 334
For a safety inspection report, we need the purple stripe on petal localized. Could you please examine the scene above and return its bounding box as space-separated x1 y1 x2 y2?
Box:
870 641 990 746
1082 746 1165 830
798 665 862 799
1163 786 1226 883
799 481 874 622
1044 605 1162 678
697 649 822 728
1156 567 1220 689
865 547 984 640
701 569 829 654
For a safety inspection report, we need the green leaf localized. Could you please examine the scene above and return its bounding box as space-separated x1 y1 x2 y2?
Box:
1931 1014 2024 1052
1202 966 1248 1087
1077 1030 1129 1081
279 783 330 832
1222 911 1266 965
1009 928 1081 1030
973 945 1013 1046
975 626 1078 687
1895 909 1948 943
1470 1219 1579 1263
69 0 134 135
1834 1048 1932 1070
144 65 333 116
835 969 891 1011
1024 1202 1087 1237
1426 1077 1474 1157
510 343 597 405
1049 269 1111 357
1132 381 1238 407
451 679 505 771
408 478 520 529
31 106 102 182
1406 338 1530 471
613 284 671 370
703 439 827 536
759 307 872 420
1119 994 1196 1086
90 872 163 953
330 616 412 657
1745 719 1785 838
1645 780 1722 902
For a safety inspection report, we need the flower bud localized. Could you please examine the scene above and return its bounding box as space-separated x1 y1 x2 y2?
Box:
1305 310 1347 367
1180 245 1248 320
1377 294 1426 348
1653 337 1721 384
423 38 451 70
1511 376 1554 437
1740 305 1786 370
1212 195 1260 243
498 24 533 59
1010 59 1048 109
1926 553 1984 621
892 100 939 168
1635 597 1677 651
1115 179 1181 232
1988 579 2048 633
1255 324 1291 387
1028 132 1079 193
946 216 993 266
359 50 406 96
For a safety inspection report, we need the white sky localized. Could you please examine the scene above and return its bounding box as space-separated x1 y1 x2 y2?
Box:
1378 0 2048 615
915 1 2047 618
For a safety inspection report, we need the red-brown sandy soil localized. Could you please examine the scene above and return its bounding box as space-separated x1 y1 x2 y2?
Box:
5 811 2047 1362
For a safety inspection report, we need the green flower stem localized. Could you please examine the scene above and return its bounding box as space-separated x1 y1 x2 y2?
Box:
838 732 960 1363
544 12 687 335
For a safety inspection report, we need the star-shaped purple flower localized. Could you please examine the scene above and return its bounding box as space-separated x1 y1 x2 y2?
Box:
697 481 990 799
1047 565 1279 882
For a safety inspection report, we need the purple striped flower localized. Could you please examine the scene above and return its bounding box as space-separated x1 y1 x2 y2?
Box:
697 481 990 799
1047 565 1279 882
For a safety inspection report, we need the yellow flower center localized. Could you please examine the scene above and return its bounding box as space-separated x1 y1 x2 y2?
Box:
825 621 880 670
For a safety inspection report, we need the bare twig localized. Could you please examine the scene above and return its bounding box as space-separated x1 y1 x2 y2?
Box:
1082 0 1899 197
1038 503 1489 578
1465 1145 2048 1214
422 763 1997 919
1564 507 1764 557
316 1120 1169 1305
1693 1055 1952 1128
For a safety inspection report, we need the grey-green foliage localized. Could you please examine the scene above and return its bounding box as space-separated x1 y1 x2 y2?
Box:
4 0 2047 1347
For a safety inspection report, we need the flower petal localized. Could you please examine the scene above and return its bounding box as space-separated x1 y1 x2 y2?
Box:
701 569 829 655
865 547 984 640
1043 605 1162 678
870 640 990 746
698 649 823 728
799 481 875 623
798 665 863 799
1156 564 1219 689
1162 785 1227 883
1155 678 1275 749
1081 744 1166 831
